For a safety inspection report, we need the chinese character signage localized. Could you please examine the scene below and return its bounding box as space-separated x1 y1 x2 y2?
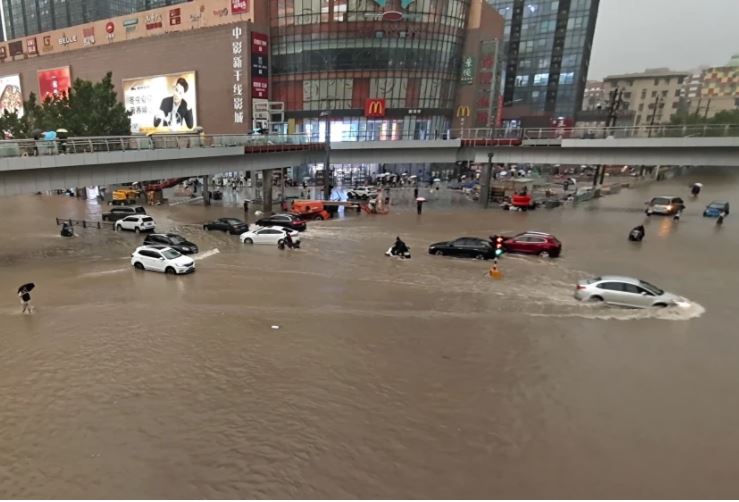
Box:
250 32 269 100
461 56 475 85
0 74 24 117
232 26 245 124
170 8 182 26
8 41 24 57
231 0 249 14
38 67 72 101
27 38 38 55
122 71 197 134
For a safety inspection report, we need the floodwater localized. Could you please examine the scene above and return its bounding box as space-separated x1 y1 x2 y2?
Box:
1 170 739 498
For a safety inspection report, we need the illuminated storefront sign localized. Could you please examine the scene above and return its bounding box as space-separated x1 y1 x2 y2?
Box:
123 72 197 134
250 32 269 99
365 98 386 118
232 26 245 124
0 74 24 117
38 67 72 101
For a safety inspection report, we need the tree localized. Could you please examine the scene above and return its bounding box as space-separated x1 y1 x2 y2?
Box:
0 71 131 139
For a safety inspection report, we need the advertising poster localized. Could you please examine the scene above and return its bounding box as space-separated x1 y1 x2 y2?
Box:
250 32 269 99
232 0 249 14
38 67 72 101
0 75 24 117
122 71 197 134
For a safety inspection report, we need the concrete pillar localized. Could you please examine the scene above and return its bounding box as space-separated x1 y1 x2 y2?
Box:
479 154 493 208
263 169 274 213
202 175 210 206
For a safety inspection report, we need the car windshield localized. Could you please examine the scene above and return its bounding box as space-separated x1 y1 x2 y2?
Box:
652 197 671 205
225 219 242 225
168 236 186 244
142 217 154 222
708 202 726 209
162 249 182 260
639 280 664 295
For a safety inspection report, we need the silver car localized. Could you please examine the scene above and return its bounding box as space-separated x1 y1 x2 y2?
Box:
574 275 685 308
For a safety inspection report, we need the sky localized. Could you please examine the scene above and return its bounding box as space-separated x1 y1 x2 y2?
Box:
588 0 739 79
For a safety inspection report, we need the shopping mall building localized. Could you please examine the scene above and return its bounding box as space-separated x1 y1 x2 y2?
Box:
0 0 504 141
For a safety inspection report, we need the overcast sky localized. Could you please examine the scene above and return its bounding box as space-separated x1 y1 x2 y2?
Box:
588 0 739 79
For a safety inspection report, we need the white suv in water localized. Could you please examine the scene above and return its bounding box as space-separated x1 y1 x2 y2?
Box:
115 215 156 233
130 246 195 275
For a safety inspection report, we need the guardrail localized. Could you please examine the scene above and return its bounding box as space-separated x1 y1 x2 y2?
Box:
1 124 737 161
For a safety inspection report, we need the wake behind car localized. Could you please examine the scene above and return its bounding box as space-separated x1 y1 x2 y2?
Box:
574 275 685 309
115 215 155 233
501 231 562 258
255 213 307 231
240 226 300 245
703 201 730 217
646 196 685 216
143 233 199 254
429 237 496 260
203 218 249 234
131 245 195 275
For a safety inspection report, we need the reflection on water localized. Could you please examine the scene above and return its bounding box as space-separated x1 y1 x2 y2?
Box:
1 169 739 498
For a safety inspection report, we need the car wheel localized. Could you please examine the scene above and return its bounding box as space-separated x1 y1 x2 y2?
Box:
134 262 144 270
135 227 141 233
165 267 176 275
588 295 604 303
653 303 668 308
115 225 121 232
434 250 444 256
244 238 253 244
474 253 486 260
539 250 550 258
277 239 284 246
315 215 324 221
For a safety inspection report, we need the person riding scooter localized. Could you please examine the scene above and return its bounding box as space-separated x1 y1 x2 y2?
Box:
629 224 645 242
277 231 300 250
386 236 411 259
60 222 74 237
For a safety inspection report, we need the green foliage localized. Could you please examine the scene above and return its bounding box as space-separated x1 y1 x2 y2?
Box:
669 108 739 126
0 71 131 139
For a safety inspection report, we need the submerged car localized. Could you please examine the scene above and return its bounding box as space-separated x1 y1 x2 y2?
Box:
255 213 307 231
646 196 685 216
130 245 195 275
501 231 562 258
703 201 730 217
203 218 249 234
115 215 156 233
240 226 300 245
428 237 496 260
143 233 199 254
574 275 685 308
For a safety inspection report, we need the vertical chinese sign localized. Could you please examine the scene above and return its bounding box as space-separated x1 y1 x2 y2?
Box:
232 26 245 125
477 40 501 127
250 32 269 101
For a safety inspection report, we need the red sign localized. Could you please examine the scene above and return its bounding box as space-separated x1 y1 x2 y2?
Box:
252 77 269 99
38 67 72 101
145 14 163 30
231 0 249 14
251 32 268 54
105 22 115 34
169 8 181 25
250 33 269 99
364 98 386 118
495 96 504 127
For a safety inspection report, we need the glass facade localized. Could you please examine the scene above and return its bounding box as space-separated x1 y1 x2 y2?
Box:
2 0 190 40
270 0 471 140
488 0 599 121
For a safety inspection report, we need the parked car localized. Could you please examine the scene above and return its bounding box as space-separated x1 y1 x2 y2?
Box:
574 275 685 308
703 200 730 217
102 205 147 222
240 226 301 245
291 200 331 221
255 213 307 231
130 245 195 275
428 237 496 260
501 231 562 258
143 233 199 254
645 196 685 215
203 218 249 234
115 215 155 233
346 187 378 200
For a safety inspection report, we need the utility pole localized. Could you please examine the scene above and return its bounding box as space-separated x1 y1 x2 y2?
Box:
320 111 331 200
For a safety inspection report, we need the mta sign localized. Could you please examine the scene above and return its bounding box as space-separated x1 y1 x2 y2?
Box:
372 0 416 8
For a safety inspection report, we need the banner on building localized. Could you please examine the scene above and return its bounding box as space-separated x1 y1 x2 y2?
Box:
122 71 197 134
0 74 24 117
8 41 24 57
232 0 249 14
250 32 269 99
38 67 72 101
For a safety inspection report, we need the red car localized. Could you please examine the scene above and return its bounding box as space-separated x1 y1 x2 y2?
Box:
501 231 562 258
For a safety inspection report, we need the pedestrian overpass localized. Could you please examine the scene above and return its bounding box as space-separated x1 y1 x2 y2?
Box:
1 125 737 198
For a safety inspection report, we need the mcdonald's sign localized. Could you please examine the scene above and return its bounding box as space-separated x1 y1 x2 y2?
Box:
456 105 471 118
365 98 386 118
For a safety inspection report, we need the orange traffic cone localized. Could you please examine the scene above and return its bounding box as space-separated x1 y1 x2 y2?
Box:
489 260 503 280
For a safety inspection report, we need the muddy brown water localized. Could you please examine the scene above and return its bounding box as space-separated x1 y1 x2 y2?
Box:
1 170 738 498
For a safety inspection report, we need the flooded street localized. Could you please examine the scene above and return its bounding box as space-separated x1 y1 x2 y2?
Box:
2 169 739 498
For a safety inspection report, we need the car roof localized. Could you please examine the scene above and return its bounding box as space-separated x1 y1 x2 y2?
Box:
523 231 553 237
652 195 679 199
708 200 728 205
135 245 172 252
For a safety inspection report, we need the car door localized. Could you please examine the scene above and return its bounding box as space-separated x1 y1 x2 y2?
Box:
120 216 136 230
597 281 629 305
527 236 548 254
506 235 527 253
446 239 465 257
138 249 159 270
253 228 270 244
148 249 166 272
625 283 655 308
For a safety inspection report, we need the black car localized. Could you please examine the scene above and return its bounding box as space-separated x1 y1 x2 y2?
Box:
255 213 307 231
102 205 147 222
428 237 496 260
143 233 199 254
203 218 249 234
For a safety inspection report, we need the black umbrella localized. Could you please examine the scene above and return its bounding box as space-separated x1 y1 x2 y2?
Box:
18 283 35 294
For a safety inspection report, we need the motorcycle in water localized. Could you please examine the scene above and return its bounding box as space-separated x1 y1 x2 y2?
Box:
277 238 301 250
628 225 645 242
385 246 411 259
60 222 74 237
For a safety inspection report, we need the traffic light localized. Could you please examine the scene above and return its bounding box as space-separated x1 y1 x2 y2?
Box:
494 235 505 257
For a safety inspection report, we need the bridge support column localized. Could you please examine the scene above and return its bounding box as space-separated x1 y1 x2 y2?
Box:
202 175 210 206
480 153 493 208
263 169 274 213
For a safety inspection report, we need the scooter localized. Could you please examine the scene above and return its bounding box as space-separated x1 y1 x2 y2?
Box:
278 239 301 250
385 246 411 259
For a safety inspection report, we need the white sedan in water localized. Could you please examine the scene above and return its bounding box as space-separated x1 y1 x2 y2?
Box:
130 245 195 275
240 226 300 245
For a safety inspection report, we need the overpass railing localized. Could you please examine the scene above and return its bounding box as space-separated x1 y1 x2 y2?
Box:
517 124 739 140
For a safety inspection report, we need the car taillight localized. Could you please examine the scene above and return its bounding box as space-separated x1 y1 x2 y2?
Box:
576 284 585 290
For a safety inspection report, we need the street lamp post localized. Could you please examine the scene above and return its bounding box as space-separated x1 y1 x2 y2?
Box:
320 110 331 200
480 152 494 209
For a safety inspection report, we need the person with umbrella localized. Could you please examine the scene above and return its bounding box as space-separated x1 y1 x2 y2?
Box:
416 197 426 215
18 283 35 314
